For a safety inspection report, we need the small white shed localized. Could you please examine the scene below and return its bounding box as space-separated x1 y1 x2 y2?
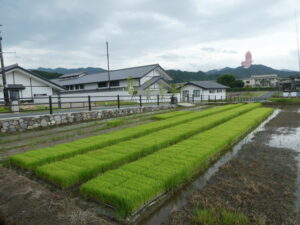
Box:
180 81 229 102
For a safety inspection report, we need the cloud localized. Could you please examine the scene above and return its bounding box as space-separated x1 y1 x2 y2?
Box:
0 0 299 71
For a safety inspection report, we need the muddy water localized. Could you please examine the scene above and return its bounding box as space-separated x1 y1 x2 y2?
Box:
266 108 300 210
138 109 281 225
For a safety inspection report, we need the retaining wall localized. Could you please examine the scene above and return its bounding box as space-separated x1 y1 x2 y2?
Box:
0 105 175 134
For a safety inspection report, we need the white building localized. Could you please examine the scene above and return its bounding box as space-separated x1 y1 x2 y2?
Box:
52 64 172 96
0 64 64 101
241 74 279 88
180 81 229 102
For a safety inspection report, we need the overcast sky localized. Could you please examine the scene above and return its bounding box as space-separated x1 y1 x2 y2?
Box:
0 0 300 71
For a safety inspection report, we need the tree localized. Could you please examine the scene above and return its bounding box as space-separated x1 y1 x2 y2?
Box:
126 76 137 96
169 83 179 94
217 74 244 88
231 80 244 88
217 74 235 87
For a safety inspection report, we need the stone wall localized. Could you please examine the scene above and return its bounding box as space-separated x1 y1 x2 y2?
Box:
0 105 175 134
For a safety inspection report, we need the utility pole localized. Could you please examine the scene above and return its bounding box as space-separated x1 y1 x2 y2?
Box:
0 25 9 105
106 41 111 89
295 12 300 74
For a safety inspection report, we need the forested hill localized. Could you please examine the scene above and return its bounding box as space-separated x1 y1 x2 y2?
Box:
30 64 299 83
206 64 298 78
166 70 218 83
31 70 62 80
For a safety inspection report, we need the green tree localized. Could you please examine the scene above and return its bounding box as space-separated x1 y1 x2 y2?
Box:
231 80 244 88
126 76 137 96
169 83 179 94
217 74 244 88
217 74 235 87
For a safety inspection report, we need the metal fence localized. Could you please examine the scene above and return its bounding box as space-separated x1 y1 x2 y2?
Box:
182 94 260 104
0 94 177 114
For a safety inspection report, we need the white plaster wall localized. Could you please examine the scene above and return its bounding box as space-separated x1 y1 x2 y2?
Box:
181 85 226 101
282 92 298 97
140 69 161 84
1 70 55 100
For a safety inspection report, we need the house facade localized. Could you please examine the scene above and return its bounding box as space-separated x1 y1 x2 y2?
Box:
52 64 172 96
0 64 64 101
241 74 279 87
180 81 229 102
280 75 300 97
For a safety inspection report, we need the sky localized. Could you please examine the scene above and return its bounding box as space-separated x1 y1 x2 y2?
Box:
0 0 300 72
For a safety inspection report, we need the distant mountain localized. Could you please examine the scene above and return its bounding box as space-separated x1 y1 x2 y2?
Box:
34 67 106 75
166 69 218 83
31 70 63 80
30 64 299 83
206 64 299 78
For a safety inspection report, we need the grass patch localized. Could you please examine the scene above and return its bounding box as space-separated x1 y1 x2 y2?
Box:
0 106 11 113
238 91 266 98
269 97 300 103
95 101 138 106
106 119 125 127
80 106 273 217
195 208 219 225
194 208 249 225
10 104 243 170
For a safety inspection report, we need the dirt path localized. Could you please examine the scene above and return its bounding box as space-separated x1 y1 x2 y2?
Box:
0 166 116 225
169 106 300 225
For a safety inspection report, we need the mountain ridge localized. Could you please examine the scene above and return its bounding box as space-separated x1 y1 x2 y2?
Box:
30 64 299 83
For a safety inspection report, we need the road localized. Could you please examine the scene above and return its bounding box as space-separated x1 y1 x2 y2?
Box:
257 91 276 101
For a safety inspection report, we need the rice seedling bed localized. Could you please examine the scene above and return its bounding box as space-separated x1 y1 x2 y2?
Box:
35 104 260 188
80 107 273 218
10 104 242 170
151 110 192 120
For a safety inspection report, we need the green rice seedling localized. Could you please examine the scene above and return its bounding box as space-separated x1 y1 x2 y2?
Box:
195 208 219 225
10 104 245 169
80 107 273 217
36 104 260 188
221 210 249 225
151 110 192 120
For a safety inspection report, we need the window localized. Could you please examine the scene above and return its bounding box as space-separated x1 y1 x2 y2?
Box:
209 90 215 93
110 81 120 87
70 85 74 90
80 84 84 89
217 89 222 93
75 85 80 90
193 90 200 97
246 81 250 84
98 82 107 88
33 93 47 97
182 90 189 96
9 90 19 100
